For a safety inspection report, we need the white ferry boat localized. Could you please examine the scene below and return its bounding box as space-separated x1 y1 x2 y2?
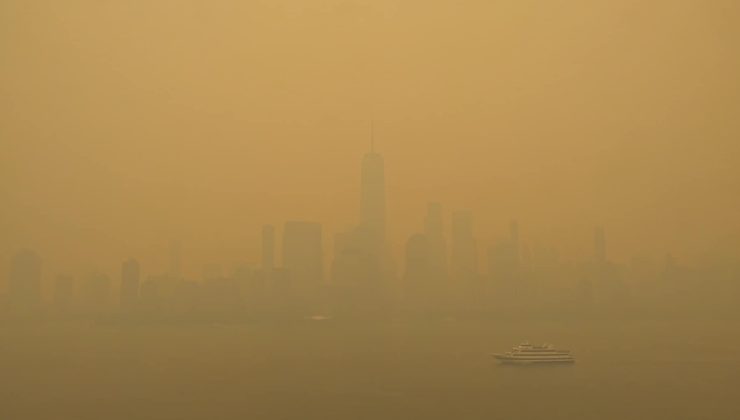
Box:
493 342 575 365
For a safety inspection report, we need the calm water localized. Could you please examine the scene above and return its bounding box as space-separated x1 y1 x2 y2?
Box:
2 319 739 419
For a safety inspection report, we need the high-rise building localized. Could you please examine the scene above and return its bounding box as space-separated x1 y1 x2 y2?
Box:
332 144 395 315
589 226 628 308
331 231 363 285
451 210 478 286
282 221 323 294
360 150 386 247
424 202 448 280
489 220 522 285
8 249 42 308
248 224 277 309
451 211 479 307
404 233 432 305
120 258 140 309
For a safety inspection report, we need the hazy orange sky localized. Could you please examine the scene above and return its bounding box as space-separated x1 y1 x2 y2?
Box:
2 0 739 280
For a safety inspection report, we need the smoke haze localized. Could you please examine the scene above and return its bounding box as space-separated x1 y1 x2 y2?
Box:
2 1 740 419
3 0 739 278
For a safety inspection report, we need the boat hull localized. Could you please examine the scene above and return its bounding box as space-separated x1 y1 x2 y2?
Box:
492 354 575 365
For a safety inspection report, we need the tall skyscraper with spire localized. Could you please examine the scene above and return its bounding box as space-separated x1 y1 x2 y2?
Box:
331 127 395 315
360 144 386 247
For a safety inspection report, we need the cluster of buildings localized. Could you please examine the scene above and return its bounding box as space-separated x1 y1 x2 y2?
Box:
3 148 738 321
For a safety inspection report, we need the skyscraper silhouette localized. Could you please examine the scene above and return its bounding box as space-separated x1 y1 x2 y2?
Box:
404 233 433 309
489 220 522 287
261 224 275 274
249 224 278 311
424 202 448 282
360 149 387 248
451 210 478 290
283 221 323 309
332 143 395 315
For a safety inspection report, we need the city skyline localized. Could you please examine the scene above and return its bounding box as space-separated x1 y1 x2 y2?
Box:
3 146 737 320
0 144 660 288
4 138 738 285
